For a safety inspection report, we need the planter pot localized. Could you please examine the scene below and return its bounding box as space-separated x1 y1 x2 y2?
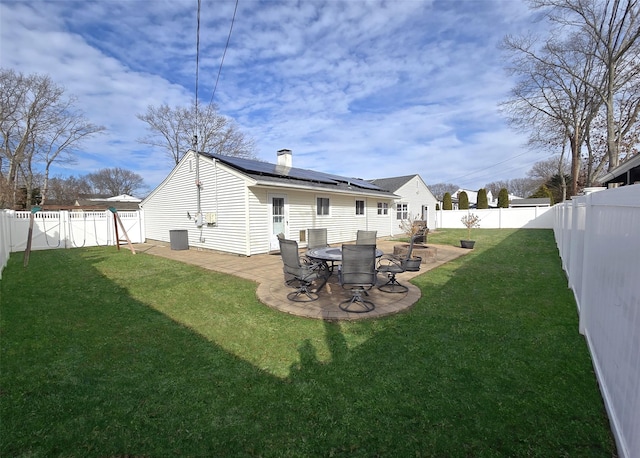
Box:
460 240 475 249
403 257 422 271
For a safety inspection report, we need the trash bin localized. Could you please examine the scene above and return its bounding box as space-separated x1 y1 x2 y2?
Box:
169 230 189 250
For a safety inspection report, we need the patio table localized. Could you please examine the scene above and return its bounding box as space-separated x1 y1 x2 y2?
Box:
306 246 383 273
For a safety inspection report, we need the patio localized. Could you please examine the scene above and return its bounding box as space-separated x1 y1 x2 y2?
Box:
137 238 469 320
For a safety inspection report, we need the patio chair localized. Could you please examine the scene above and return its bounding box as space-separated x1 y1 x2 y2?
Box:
356 230 377 245
338 244 377 312
307 228 328 249
376 230 425 293
279 238 328 302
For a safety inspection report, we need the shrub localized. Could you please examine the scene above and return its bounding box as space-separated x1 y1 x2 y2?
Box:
459 191 469 209
498 188 509 208
477 188 488 209
443 192 452 210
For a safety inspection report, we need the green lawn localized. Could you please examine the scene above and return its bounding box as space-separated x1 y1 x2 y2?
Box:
0 229 616 457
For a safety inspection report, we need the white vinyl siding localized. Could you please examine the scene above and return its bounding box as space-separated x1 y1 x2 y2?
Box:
142 150 398 255
390 176 439 235
142 151 252 255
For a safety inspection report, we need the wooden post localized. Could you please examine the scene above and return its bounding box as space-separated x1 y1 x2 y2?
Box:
23 206 41 267
113 211 120 251
108 207 136 254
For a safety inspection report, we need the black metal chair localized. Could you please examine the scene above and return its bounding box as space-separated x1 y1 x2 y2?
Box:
356 230 377 245
279 238 328 302
338 244 377 312
376 231 424 293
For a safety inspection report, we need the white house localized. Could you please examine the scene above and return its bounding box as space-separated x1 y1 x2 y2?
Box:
141 149 400 256
368 175 439 234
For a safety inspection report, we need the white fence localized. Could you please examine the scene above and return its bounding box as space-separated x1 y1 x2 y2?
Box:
553 185 640 458
0 210 144 272
436 206 554 229
0 210 11 279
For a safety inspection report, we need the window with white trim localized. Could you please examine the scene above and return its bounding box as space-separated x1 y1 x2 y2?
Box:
377 202 388 215
317 197 330 216
396 203 408 220
355 200 365 216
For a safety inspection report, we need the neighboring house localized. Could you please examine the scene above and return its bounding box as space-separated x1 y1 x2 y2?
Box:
597 154 640 187
74 194 142 211
141 149 399 256
368 175 438 234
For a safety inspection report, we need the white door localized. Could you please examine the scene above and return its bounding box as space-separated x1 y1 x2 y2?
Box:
269 194 287 251
422 205 429 222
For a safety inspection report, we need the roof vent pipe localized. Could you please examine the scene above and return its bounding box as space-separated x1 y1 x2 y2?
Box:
277 149 292 168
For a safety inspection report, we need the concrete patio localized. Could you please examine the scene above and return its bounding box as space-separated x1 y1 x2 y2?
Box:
137 238 469 321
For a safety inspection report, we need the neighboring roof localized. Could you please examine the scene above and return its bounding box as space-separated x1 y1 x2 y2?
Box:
368 175 416 193
74 199 141 211
510 198 551 207
206 152 398 199
103 194 142 202
597 154 640 186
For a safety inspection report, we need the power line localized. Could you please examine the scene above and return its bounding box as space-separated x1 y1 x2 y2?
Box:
209 0 239 106
449 150 532 183
195 0 201 144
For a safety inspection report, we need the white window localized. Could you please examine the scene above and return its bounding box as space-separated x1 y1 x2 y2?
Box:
377 202 388 215
317 197 330 216
355 200 365 216
396 203 408 220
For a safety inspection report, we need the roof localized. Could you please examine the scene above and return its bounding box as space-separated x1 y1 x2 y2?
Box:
597 154 640 186
206 152 398 198
510 198 551 207
74 199 141 211
103 194 142 202
368 175 416 192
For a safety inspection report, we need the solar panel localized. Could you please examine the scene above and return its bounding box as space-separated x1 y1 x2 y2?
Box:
208 153 384 190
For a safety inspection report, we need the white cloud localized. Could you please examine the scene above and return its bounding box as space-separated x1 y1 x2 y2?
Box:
1 0 550 195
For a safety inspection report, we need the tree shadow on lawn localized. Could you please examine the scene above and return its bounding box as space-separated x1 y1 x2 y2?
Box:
0 232 616 457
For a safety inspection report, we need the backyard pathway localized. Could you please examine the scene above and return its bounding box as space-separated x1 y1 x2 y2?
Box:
137 238 469 321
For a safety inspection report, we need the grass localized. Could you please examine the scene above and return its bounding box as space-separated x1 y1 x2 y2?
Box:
0 229 616 457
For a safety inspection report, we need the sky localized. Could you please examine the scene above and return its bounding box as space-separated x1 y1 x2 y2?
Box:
1 0 553 196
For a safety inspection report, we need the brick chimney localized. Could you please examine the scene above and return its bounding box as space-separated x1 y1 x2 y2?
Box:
277 149 292 168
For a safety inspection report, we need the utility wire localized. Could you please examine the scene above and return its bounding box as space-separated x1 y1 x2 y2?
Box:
449 150 532 183
195 0 201 147
209 0 239 105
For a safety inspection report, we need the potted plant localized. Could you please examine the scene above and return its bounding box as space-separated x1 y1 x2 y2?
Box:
460 213 480 249
396 214 427 267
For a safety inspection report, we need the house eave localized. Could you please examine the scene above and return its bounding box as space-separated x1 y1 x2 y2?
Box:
250 179 399 199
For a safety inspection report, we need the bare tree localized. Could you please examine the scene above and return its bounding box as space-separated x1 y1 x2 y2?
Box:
532 0 640 170
502 0 640 194
427 183 459 201
502 31 602 196
46 176 93 205
0 68 105 208
86 167 146 196
137 101 256 165
485 178 541 199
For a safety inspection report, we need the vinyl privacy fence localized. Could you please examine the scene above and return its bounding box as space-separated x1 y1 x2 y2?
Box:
436 205 554 229
0 209 144 278
553 185 640 458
